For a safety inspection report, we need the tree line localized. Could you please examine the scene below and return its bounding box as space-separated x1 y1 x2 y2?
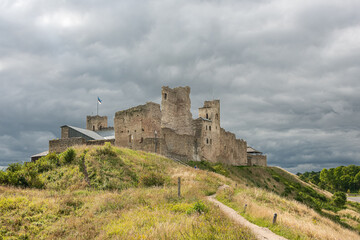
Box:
297 165 360 193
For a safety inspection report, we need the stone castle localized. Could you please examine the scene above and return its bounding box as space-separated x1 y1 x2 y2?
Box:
45 86 266 166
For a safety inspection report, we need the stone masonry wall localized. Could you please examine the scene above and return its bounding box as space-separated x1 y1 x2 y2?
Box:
49 138 115 153
217 128 247 165
49 137 86 153
114 102 161 150
86 115 108 131
247 155 267 167
197 100 221 162
161 86 193 135
86 139 115 146
161 128 195 161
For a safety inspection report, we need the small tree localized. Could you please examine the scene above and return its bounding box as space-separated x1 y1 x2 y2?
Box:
332 192 346 207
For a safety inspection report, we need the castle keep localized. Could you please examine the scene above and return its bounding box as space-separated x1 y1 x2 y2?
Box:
47 86 267 166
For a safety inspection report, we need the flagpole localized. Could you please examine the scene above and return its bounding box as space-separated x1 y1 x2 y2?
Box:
97 98 98 116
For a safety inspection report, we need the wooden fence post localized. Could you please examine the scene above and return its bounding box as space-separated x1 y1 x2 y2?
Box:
273 213 277 224
178 177 181 198
244 204 247 213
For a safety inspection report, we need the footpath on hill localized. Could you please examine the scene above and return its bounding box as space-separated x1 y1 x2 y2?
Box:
348 196 360 203
207 186 287 240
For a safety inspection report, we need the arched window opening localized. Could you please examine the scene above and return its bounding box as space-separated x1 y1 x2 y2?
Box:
92 125 95 131
209 126 211 131
206 138 209 144
206 113 209 119
129 135 132 143
164 93 167 100
140 137 144 143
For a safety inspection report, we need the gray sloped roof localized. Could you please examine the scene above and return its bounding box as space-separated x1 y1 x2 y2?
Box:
31 151 49 158
66 125 104 140
95 129 115 139
247 147 262 154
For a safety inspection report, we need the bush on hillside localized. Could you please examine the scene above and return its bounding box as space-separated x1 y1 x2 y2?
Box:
96 142 116 157
61 148 76 165
139 172 165 187
332 192 347 207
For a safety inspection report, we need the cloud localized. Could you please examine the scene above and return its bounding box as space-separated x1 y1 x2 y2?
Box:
1 0 360 172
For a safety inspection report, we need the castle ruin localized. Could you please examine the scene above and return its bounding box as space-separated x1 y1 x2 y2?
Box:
47 86 267 166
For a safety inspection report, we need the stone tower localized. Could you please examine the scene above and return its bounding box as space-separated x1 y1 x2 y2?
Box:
86 115 108 131
161 86 193 135
198 100 221 161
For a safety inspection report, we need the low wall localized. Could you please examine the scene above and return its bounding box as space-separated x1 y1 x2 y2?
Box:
247 154 267 167
49 137 86 153
49 138 115 153
86 139 115 146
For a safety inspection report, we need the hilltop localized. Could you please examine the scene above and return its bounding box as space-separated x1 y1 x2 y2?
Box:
1 144 360 239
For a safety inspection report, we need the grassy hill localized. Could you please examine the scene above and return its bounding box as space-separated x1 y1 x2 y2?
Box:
1 144 360 239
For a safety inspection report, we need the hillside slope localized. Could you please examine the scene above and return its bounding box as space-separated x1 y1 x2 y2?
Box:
0 144 360 239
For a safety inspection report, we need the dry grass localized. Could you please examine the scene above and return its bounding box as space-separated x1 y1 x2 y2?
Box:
0 145 255 239
217 186 360 240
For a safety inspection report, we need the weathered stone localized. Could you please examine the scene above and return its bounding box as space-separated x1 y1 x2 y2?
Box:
161 86 193 135
49 86 267 167
86 115 108 131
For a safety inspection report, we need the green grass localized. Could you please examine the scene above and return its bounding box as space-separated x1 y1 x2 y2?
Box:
0 144 255 239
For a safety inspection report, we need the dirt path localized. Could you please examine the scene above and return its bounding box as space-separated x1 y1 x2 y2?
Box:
207 189 287 240
348 196 360 203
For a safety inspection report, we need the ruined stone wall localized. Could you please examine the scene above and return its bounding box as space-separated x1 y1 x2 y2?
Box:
49 138 115 153
114 102 161 151
49 137 86 153
161 128 195 161
247 155 267 167
217 128 247 165
86 115 108 131
86 139 115 146
161 86 193 135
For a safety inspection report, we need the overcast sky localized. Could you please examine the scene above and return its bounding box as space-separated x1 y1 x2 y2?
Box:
1 0 360 173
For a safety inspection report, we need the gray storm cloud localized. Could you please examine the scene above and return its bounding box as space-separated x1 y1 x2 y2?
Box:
1 0 360 172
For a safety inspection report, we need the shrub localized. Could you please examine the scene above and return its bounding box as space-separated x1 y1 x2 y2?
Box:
272 175 280 182
191 201 208 214
332 192 347 207
61 148 76 165
96 142 116 157
7 163 22 172
139 172 165 187
0 170 7 185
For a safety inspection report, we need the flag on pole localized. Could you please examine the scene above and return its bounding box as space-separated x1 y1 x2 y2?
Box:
97 97 102 104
